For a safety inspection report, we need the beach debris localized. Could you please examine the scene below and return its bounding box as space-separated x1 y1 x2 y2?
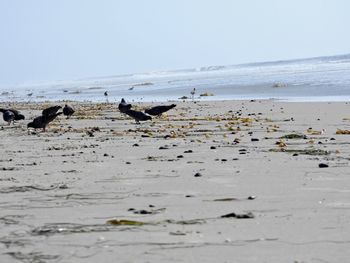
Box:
200 92 214 97
0 184 66 193
318 163 329 168
164 218 206 225
275 140 287 147
179 96 189 100
307 128 325 135
132 208 166 215
86 130 94 137
336 129 350 134
107 219 145 226
272 82 287 88
220 212 254 219
269 148 330 155
247 195 256 200
159 145 169 150
212 197 239 202
169 231 187 236
280 133 307 139
5 252 59 263
134 82 153 86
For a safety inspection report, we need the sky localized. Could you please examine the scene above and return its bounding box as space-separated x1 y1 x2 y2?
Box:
0 0 349 85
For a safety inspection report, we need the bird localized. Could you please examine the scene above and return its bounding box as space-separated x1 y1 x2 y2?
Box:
124 109 152 124
1 110 15 125
0 108 25 121
63 104 75 119
42 105 62 117
145 104 176 116
190 88 196 100
104 91 109 103
118 98 132 113
27 112 62 132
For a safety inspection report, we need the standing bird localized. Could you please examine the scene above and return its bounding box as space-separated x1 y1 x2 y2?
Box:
42 105 62 117
145 104 176 117
28 105 63 132
190 88 196 101
104 91 109 102
27 112 62 132
118 98 132 113
1 110 15 125
124 109 152 124
63 104 75 119
0 108 25 121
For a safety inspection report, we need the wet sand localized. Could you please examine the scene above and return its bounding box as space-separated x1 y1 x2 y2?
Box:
0 100 349 263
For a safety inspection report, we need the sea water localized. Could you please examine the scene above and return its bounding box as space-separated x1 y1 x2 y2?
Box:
1 54 350 102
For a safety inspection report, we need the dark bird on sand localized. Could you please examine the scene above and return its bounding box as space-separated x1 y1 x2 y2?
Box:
63 104 75 118
125 109 152 123
42 105 62 117
27 112 62 132
145 104 176 116
118 98 132 113
1 110 15 125
0 108 25 121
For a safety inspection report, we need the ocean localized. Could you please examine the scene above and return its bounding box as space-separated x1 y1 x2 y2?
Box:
1 54 350 103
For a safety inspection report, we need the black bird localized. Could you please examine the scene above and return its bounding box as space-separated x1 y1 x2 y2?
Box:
0 108 25 121
125 109 152 124
1 110 15 125
63 104 75 119
145 104 176 116
27 112 62 132
118 98 132 113
42 105 62 117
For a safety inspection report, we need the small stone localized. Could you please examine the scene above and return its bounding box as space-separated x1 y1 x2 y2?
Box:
177 155 184 158
319 163 329 168
159 146 169 150
210 146 216 149
251 138 259 142
184 150 193 153
194 172 202 177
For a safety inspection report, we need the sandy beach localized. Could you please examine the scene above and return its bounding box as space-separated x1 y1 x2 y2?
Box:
0 100 349 263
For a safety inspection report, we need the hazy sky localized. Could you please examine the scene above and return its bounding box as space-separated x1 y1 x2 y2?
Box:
0 0 349 85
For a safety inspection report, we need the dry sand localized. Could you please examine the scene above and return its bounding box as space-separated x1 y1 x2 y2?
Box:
0 100 349 263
